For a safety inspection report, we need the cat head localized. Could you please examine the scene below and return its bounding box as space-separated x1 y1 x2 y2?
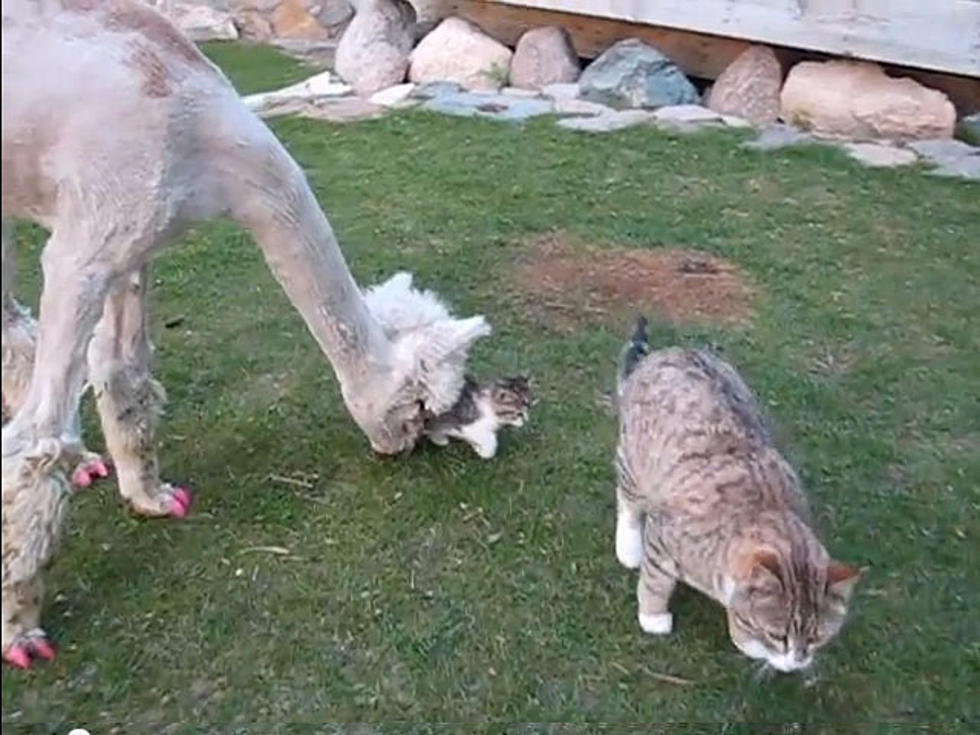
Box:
724 545 860 673
359 272 491 453
488 375 531 427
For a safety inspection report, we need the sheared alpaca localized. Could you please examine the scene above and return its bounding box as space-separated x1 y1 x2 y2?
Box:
1 0 488 668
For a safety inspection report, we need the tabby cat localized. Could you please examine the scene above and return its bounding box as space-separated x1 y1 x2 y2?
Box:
424 375 530 459
614 317 859 672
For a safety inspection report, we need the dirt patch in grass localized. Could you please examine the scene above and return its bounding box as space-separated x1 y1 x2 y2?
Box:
511 232 755 330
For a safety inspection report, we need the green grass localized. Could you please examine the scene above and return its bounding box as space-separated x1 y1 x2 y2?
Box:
3 45 979 731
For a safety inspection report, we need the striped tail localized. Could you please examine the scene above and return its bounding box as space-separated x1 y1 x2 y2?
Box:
617 315 649 395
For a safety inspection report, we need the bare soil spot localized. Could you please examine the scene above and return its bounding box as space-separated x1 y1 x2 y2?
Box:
511 232 755 330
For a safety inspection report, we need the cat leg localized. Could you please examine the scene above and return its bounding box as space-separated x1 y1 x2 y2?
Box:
614 450 644 568
427 431 450 447
636 521 676 635
461 420 498 459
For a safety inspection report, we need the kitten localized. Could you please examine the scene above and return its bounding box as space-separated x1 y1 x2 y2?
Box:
614 316 859 673
424 375 530 459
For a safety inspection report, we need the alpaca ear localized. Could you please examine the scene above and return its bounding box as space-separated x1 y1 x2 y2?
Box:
826 561 861 601
420 316 491 366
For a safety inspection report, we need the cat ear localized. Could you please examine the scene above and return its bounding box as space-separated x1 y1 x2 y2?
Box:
826 561 861 600
734 548 783 586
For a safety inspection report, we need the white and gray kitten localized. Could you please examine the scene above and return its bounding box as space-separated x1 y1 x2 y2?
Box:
423 375 530 458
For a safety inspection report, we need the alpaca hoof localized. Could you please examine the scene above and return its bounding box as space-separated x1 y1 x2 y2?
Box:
27 634 56 661
3 644 31 669
70 457 111 488
169 486 192 518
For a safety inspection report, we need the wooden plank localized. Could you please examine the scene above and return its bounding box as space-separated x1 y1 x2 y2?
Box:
446 0 756 79
486 0 980 77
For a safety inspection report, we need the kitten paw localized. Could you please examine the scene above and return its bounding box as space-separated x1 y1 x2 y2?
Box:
638 612 673 635
615 522 643 569
428 434 449 447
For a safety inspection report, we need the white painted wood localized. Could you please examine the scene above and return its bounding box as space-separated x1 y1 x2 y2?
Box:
488 0 980 77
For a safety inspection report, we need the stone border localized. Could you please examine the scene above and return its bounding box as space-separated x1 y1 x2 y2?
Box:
245 73 980 181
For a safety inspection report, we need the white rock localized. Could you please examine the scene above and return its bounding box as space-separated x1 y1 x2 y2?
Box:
242 70 352 112
554 97 613 117
370 82 417 107
409 17 513 91
171 3 238 41
557 109 654 133
843 143 918 167
720 114 753 129
502 87 542 98
653 104 722 123
541 82 581 101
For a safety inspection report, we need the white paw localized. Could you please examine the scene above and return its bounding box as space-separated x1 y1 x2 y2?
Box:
428 433 449 447
615 521 643 569
473 442 497 459
638 612 673 635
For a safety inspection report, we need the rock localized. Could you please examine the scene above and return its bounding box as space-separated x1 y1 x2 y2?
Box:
335 0 416 96
742 123 817 150
707 45 782 124
233 9 274 41
554 97 613 117
509 26 580 90
557 109 654 133
843 143 918 167
956 113 980 146
411 81 464 99
501 87 542 98
422 90 554 122
541 82 581 101
242 70 352 113
310 96 387 123
370 82 417 107
653 104 722 123
272 0 330 40
578 39 699 110
719 114 753 129
780 61 956 141
908 138 980 180
410 17 513 91
170 3 239 41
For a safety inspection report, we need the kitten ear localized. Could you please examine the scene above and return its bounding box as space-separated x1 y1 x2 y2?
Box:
826 561 861 600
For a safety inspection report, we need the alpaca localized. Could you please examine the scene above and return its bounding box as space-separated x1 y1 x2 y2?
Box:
1 0 488 668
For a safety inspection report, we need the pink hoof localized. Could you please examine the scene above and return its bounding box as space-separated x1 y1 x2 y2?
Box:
71 466 94 487
89 460 110 479
168 487 192 518
27 637 56 662
71 459 112 488
3 645 30 669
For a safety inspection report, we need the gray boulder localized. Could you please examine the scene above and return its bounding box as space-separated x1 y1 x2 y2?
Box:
956 112 980 146
578 39 698 109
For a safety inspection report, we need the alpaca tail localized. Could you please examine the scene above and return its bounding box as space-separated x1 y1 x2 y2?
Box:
617 315 649 395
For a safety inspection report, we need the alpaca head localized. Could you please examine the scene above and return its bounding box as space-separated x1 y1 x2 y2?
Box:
356 273 491 454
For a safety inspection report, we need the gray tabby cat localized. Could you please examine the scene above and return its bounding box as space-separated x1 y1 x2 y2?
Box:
423 375 530 458
614 316 859 672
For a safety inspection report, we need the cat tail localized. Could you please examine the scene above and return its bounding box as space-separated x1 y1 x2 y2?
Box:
617 315 649 395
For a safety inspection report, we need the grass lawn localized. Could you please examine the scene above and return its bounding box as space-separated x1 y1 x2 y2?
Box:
3 42 978 731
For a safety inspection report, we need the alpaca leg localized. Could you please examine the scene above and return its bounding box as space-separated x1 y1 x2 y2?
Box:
2 247 110 666
636 521 676 636
2 224 109 488
87 267 190 518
